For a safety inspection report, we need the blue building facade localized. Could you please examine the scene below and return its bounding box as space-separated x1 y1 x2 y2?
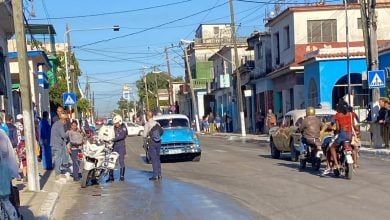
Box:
379 49 390 96
303 57 367 109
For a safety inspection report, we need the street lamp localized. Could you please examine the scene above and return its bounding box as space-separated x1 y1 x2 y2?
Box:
180 39 200 132
64 25 120 118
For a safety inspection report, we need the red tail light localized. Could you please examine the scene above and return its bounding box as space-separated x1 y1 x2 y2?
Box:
343 141 352 151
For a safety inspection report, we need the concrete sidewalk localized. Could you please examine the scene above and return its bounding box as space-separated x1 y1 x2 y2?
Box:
201 132 390 158
14 162 70 220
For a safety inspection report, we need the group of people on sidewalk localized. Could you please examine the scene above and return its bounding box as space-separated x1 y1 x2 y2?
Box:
201 112 232 133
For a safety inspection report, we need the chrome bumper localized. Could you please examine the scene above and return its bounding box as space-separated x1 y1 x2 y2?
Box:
160 145 201 155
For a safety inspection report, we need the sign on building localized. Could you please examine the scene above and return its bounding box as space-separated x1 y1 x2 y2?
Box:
63 92 77 106
219 74 230 88
368 70 386 89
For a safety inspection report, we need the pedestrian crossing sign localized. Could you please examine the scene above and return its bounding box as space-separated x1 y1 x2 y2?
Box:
368 70 386 89
63 92 77 106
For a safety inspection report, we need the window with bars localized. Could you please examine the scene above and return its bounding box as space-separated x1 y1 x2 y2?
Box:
284 26 290 50
308 78 319 107
307 19 337 43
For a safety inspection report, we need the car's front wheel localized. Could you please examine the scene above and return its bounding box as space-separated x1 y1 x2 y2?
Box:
270 139 280 159
192 154 201 162
138 130 144 136
290 140 299 162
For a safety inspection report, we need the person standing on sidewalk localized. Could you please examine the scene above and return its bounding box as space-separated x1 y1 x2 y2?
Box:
208 112 215 133
5 115 18 149
0 129 19 219
107 115 127 182
266 109 276 130
66 120 84 181
39 111 52 170
256 110 265 134
383 99 390 148
214 114 222 133
376 97 389 148
50 113 69 178
143 111 163 181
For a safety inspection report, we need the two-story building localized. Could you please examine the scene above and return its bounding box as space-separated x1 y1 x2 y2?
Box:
0 0 14 114
264 3 390 114
184 24 249 124
208 44 253 132
246 31 272 132
7 24 58 117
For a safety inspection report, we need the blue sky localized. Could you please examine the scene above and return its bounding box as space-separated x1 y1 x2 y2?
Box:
27 0 338 116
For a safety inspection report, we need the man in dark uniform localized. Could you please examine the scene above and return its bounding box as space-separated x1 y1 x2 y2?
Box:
143 111 163 181
107 115 127 182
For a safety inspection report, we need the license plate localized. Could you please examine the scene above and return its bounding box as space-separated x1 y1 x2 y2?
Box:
169 149 182 154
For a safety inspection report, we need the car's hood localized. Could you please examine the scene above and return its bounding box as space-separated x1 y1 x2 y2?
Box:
162 128 194 143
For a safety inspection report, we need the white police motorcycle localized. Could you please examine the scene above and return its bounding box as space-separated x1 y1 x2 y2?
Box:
80 125 119 188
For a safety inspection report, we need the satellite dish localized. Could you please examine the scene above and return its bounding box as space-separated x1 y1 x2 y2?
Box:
269 11 275 17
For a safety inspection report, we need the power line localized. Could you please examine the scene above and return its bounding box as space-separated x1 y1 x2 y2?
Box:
29 0 193 20
236 0 340 4
77 47 164 60
183 0 221 39
41 0 51 24
76 2 228 48
75 47 162 55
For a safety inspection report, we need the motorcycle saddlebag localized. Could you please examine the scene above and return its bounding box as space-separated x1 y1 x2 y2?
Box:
107 152 119 170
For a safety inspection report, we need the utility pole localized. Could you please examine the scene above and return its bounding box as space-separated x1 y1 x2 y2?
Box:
368 0 380 103
143 69 149 111
344 0 351 105
154 73 160 109
12 0 40 191
66 23 78 119
184 48 200 132
360 0 371 69
165 47 173 106
229 0 246 137
360 0 382 148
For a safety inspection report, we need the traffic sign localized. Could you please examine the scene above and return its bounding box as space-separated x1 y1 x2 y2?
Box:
368 70 386 89
63 92 77 106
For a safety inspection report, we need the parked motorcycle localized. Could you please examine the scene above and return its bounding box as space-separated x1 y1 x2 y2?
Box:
80 125 118 188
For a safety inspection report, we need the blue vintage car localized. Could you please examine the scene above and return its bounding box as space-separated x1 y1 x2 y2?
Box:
146 114 201 162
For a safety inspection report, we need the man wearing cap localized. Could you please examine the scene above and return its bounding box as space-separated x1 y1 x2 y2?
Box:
50 113 69 177
377 97 389 148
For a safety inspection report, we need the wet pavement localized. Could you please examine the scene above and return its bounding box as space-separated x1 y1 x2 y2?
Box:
53 169 258 220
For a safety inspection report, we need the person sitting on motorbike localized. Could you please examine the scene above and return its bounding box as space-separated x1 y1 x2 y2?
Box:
329 101 359 173
299 107 322 156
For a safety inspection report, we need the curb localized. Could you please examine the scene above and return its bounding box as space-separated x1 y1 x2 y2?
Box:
202 133 390 158
37 192 58 219
36 174 70 219
359 147 390 158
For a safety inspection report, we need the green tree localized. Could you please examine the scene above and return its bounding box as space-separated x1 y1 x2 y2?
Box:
136 71 183 110
113 97 135 119
49 51 85 112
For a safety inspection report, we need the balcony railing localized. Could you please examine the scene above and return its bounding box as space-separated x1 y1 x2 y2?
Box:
194 37 248 46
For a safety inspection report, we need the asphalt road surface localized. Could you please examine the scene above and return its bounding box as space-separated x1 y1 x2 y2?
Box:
53 135 390 220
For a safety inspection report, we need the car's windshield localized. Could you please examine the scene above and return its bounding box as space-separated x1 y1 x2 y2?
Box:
156 118 189 128
318 114 335 123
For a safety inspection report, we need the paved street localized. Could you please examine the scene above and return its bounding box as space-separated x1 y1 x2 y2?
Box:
53 135 390 220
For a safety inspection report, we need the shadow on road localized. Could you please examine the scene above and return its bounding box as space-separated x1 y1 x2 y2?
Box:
39 170 53 188
276 162 323 177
